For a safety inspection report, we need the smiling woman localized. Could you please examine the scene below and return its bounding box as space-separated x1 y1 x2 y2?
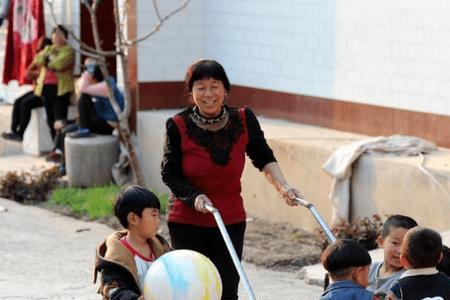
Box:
191 78 227 118
160 59 307 300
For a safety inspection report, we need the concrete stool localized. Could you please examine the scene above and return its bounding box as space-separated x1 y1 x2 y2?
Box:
65 135 119 187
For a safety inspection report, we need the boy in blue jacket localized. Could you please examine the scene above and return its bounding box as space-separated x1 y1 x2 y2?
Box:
320 239 379 300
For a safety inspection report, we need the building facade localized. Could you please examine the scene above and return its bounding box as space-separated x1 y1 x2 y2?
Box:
132 0 450 147
1 0 450 147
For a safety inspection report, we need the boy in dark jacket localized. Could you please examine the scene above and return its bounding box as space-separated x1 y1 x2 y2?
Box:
93 185 171 299
320 239 379 300
387 227 450 300
367 214 418 298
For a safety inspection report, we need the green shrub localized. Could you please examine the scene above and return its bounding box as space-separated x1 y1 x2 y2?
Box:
0 167 61 203
315 214 383 251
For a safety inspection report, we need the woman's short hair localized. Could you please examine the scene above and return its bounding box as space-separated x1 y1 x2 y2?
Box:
321 239 371 278
185 59 230 94
402 227 442 268
52 24 68 39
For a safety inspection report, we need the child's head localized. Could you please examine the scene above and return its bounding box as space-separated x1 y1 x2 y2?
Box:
400 227 442 269
114 185 161 238
437 245 450 276
321 239 372 288
378 214 418 272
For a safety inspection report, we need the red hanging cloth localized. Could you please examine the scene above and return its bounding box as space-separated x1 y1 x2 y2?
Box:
3 0 45 85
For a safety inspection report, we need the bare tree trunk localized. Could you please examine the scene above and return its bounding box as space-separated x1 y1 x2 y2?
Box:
46 0 190 187
85 0 145 186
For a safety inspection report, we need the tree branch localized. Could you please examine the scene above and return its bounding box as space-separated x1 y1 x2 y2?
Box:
126 0 190 45
44 0 119 56
152 0 162 21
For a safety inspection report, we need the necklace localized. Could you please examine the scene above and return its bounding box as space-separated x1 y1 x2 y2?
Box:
192 106 227 125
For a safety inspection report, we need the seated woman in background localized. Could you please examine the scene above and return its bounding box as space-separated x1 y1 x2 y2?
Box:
67 57 124 139
46 58 124 174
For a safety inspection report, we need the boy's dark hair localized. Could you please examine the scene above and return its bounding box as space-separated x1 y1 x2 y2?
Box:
53 24 68 39
381 214 418 238
321 239 371 278
437 245 450 276
114 185 160 228
185 59 230 95
402 227 442 268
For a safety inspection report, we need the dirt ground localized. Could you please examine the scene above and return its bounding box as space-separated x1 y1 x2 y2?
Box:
242 216 322 271
44 203 323 273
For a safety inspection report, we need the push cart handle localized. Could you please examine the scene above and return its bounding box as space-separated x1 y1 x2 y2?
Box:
203 202 217 213
202 202 257 300
294 197 337 243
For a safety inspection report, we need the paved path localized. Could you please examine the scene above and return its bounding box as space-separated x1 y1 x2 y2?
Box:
0 197 323 300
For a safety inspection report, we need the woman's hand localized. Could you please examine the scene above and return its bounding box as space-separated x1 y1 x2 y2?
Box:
279 184 303 207
194 194 213 213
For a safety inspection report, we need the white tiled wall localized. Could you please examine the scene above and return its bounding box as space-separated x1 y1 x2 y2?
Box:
334 0 450 115
137 0 450 116
136 0 205 81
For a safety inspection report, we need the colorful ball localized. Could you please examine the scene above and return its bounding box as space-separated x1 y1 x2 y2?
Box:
143 249 222 300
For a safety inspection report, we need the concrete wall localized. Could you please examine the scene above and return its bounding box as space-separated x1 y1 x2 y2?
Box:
137 110 176 193
352 154 450 230
137 0 450 116
137 110 450 232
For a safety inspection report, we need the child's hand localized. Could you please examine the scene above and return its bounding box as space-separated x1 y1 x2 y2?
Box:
137 296 145 300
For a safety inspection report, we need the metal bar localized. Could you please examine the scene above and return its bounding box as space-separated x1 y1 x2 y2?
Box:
204 203 257 300
294 197 336 243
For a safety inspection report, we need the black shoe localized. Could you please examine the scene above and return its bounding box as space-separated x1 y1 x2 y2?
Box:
45 151 62 162
1 132 22 142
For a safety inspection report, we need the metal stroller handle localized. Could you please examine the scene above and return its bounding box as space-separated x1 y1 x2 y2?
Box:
294 197 336 243
204 202 257 300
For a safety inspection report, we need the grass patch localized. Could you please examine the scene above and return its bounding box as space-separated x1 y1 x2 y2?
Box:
49 185 168 220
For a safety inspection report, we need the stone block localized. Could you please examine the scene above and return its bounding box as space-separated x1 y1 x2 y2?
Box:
65 135 119 187
137 110 177 194
22 108 53 156
22 106 77 156
136 109 450 232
